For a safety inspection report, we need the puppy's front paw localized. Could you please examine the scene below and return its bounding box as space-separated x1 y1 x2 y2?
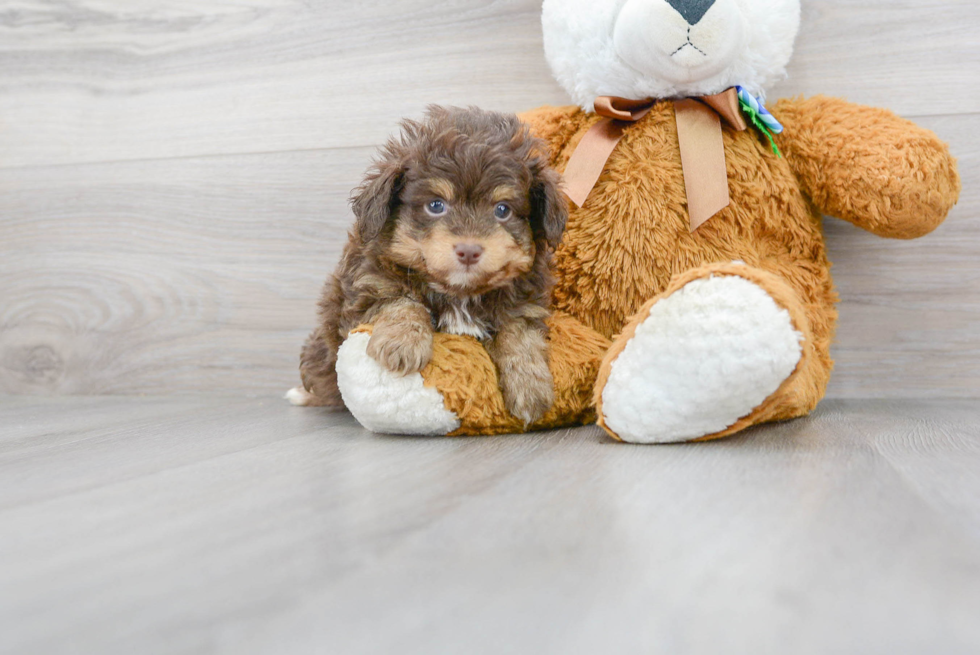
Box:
501 364 555 426
366 323 433 376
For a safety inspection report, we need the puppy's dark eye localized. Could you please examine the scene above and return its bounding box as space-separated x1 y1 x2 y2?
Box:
425 199 448 217
494 203 513 221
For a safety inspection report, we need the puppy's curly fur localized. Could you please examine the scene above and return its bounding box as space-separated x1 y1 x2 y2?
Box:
291 106 567 425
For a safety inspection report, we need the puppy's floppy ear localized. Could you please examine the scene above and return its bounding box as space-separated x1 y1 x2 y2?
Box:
351 155 406 242
529 163 568 249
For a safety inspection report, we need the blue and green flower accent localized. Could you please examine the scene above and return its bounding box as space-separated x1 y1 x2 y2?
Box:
736 85 783 157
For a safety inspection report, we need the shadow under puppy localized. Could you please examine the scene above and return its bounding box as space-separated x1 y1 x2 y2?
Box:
288 106 567 425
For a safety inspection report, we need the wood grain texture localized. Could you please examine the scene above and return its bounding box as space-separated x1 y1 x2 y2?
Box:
0 0 977 168
0 147 367 395
1 115 976 397
0 1 978 398
1 397 979 654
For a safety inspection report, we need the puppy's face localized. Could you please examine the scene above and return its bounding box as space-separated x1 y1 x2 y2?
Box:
389 174 536 295
352 107 567 297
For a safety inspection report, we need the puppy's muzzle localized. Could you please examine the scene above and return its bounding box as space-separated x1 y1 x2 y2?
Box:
454 242 484 267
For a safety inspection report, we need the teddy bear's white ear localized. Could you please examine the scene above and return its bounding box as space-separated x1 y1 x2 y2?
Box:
542 0 801 110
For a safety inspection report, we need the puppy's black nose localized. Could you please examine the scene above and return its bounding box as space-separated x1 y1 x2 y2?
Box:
454 243 484 266
666 0 715 25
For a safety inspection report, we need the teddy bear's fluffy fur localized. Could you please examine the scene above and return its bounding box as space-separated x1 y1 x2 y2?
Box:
322 0 961 442
383 96 957 439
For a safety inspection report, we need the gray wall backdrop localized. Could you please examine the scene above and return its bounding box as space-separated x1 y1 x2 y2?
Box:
1 0 977 398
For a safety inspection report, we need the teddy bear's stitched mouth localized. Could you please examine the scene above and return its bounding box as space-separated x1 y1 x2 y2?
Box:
670 27 707 57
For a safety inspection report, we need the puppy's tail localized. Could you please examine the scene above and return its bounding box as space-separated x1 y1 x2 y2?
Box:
285 386 319 406
289 327 345 409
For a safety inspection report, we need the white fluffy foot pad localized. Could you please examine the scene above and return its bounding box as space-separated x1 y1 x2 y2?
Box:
599 274 804 444
335 332 460 436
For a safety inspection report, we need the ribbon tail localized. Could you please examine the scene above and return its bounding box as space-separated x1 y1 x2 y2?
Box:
561 118 626 208
673 99 730 232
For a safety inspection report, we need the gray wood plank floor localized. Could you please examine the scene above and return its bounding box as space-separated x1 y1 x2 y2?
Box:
2 397 980 654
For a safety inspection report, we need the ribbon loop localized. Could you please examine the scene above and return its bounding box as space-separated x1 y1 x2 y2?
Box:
701 91 748 132
593 96 656 122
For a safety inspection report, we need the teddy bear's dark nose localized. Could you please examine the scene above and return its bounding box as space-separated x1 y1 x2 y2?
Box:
666 0 716 25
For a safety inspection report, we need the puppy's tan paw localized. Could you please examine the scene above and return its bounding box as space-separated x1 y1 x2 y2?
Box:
501 364 555 426
366 324 433 376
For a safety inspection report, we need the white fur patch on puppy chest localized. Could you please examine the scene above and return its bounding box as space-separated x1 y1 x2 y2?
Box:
437 299 491 340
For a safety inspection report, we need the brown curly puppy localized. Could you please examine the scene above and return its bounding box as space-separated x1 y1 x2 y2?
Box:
288 106 567 424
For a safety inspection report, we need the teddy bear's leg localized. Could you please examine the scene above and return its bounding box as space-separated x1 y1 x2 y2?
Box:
596 262 827 444
335 312 610 436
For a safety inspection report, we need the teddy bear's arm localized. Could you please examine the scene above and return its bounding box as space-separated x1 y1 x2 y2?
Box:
773 96 960 239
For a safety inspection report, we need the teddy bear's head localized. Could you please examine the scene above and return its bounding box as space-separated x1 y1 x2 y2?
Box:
542 0 801 109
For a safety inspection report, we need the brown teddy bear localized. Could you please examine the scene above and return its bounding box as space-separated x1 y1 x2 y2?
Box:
326 0 960 443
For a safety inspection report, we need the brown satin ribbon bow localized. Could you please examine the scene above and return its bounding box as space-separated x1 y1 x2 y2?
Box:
562 88 748 232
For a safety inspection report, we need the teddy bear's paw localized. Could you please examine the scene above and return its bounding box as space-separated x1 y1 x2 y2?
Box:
335 332 460 436
599 274 803 444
